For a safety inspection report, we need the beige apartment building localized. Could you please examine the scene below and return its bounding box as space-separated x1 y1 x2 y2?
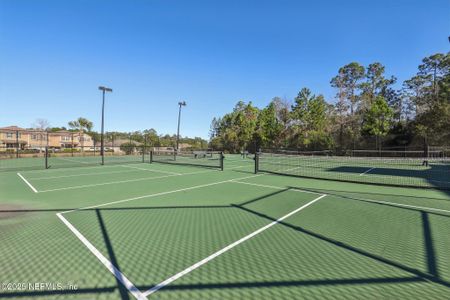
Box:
0 126 94 150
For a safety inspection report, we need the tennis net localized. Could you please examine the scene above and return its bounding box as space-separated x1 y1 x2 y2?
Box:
0 145 151 171
351 149 446 158
46 146 148 169
255 151 450 189
151 150 224 170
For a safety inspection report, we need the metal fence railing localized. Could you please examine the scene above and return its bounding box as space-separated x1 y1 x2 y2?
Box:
0 146 224 172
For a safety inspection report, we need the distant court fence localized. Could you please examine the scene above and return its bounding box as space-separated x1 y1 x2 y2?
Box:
0 145 224 172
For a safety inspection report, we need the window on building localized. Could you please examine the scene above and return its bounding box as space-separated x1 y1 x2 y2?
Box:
7 132 22 138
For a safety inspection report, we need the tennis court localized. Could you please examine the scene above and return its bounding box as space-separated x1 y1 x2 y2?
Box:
1 154 450 299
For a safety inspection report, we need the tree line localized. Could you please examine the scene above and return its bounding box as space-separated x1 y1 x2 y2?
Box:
209 52 450 154
102 129 208 149
32 117 208 149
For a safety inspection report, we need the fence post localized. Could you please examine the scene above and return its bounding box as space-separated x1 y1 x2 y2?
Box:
150 150 153 163
220 152 224 171
45 146 49 169
16 130 19 158
254 152 259 174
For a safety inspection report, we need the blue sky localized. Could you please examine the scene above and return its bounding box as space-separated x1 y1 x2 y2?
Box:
0 0 449 139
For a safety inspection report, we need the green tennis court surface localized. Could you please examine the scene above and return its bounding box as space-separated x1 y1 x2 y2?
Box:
1 155 450 299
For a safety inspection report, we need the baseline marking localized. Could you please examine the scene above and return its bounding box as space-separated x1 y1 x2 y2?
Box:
359 167 376 176
142 193 327 297
56 213 146 300
17 173 38 193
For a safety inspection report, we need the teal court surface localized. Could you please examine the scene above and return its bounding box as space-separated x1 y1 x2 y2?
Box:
1 154 450 299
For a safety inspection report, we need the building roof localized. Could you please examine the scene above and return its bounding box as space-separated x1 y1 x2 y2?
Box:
0 126 27 131
51 130 74 134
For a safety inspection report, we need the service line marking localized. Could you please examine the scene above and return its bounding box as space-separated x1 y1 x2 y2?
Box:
56 173 264 299
231 180 321 195
17 173 38 193
120 164 181 175
28 169 140 180
40 169 219 193
142 193 327 297
56 167 450 299
60 174 264 214
21 164 124 174
234 179 450 214
54 157 92 164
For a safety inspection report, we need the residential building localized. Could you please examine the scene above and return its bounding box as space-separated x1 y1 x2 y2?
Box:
48 130 94 149
0 126 93 150
0 126 28 149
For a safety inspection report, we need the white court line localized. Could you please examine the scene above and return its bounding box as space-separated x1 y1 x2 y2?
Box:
142 193 327 297
234 179 450 214
233 181 450 214
53 157 92 164
56 169 450 299
28 169 140 180
39 169 218 193
340 195 450 214
60 174 264 214
56 213 146 300
359 167 376 176
56 173 264 299
120 165 182 175
227 165 247 170
231 181 321 195
40 165 248 193
21 163 124 174
17 173 38 193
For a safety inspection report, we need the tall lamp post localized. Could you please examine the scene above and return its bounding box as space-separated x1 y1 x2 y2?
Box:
176 101 187 151
98 86 113 165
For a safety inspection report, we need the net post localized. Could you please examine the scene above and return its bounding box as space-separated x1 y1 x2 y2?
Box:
254 152 259 174
220 152 224 171
45 146 49 169
150 150 153 163
173 149 176 161
142 146 145 163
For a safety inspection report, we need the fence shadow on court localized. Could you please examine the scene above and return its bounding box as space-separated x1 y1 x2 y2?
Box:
235 186 449 290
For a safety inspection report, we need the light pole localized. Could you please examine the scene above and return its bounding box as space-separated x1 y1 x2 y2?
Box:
176 101 186 151
98 86 113 165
